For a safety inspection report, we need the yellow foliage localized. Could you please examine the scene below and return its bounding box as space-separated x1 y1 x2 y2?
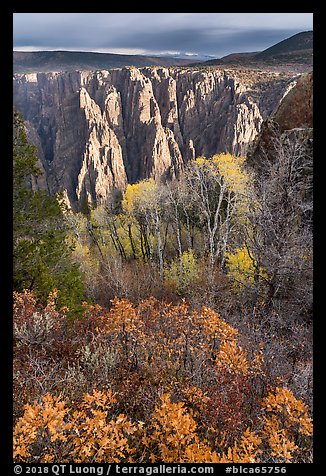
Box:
226 245 266 291
194 154 249 196
226 246 255 287
212 153 248 194
164 250 199 294
122 179 158 216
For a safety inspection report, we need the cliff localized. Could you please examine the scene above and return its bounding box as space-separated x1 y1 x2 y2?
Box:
247 71 313 172
13 67 297 208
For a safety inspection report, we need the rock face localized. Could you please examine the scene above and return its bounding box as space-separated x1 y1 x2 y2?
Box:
247 71 313 171
13 67 297 208
273 71 313 131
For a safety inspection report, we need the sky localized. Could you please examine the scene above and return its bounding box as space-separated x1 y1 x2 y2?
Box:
13 13 313 59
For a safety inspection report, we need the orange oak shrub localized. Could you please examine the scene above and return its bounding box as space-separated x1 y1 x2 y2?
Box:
14 388 312 463
13 291 312 463
260 387 312 462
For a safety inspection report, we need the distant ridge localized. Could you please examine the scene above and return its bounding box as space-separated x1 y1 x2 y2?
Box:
256 31 313 59
202 31 313 67
208 52 258 65
13 50 195 73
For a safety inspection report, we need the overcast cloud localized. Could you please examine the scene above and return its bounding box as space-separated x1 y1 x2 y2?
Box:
13 13 313 58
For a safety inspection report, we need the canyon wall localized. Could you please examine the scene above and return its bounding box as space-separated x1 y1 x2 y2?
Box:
247 71 313 172
13 67 296 207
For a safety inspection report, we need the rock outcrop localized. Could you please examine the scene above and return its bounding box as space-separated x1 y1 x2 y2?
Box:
247 71 313 171
13 67 298 208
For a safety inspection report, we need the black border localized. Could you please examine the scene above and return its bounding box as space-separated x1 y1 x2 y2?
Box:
3 5 321 473
2 4 14 473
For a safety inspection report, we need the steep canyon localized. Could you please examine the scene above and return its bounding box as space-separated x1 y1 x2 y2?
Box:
13 67 297 207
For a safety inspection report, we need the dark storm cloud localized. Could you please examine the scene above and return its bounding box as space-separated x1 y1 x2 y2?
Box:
14 13 106 48
211 28 306 54
13 13 313 57
104 26 305 56
106 28 211 51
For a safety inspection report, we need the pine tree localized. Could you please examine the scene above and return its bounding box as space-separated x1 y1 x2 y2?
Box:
13 111 85 312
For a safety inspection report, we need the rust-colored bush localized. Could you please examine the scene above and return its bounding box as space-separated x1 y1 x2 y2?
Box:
13 291 313 463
